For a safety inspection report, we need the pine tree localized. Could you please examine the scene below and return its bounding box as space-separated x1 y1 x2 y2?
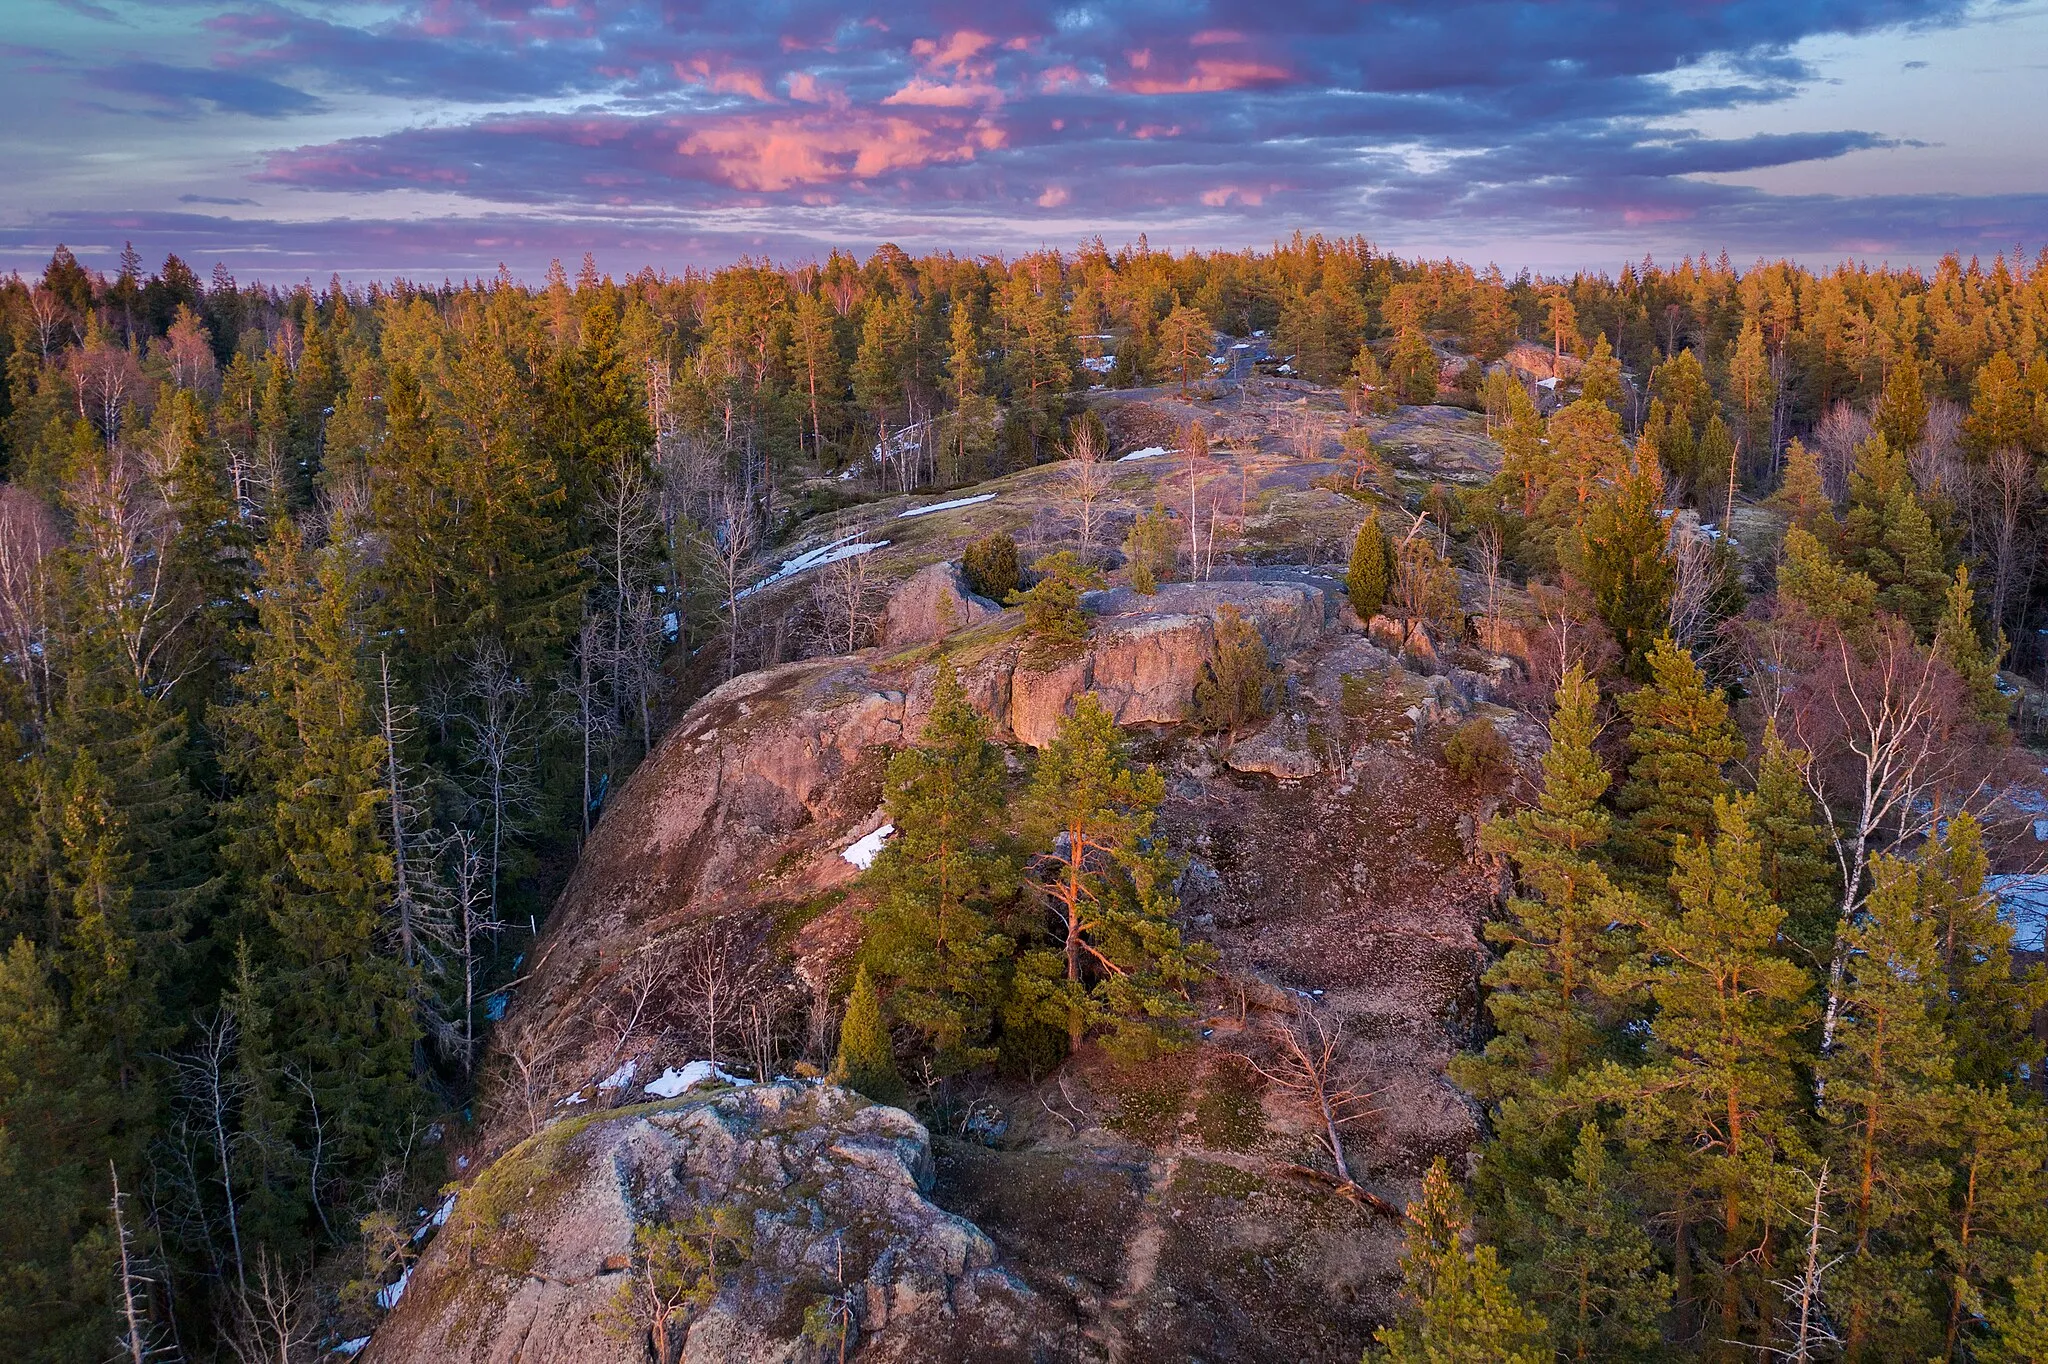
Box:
1526 1123 1671 1361
1614 636 1741 885
1623 795 1814 1354
1916 812 2048 1090
1011 694 1213 1058
1392 326 1439 405
1771 437 1830 529
1372 1158 1550 1364
1777 525 1879 630
1347 513 1391 619
1459 668 1632 1127
1980 1253 2048 1364
1822 855 1956 1359
833 965 903 1105
1876 359 1928 454
1580 332 1623 411
1939 1088 2048 1361
862 664 1016 1074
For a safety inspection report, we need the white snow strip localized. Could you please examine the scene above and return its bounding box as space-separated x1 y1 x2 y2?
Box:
897 492 995 519
1117 446 1169 463
735 533 891 601
596 1058 638 1091
412 1192 457 1242
843 823 895 869
333 1338 371 1357
643 1060 752 1098
555 1090 588 1106
376 1266 412 1311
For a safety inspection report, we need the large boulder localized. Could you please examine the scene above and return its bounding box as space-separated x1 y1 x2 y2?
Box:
880 561 1001 648
366 1084 1059 1364
1005 581 1330 743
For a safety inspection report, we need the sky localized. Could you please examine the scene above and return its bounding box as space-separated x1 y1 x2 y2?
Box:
2 0 2046 282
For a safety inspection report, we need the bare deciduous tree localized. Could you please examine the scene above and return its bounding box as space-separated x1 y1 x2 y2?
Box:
421 830 499 1077
1666 519 1721 656
675 929 757 1070
221 1251 316 1364
490 1017 570 1139
1058 420 1112 559
809 549 886 655
454 641 539 924
66 440 197 695
0 485 56 712
1760 1165 1843 1362
1247 1011 1381 1198
171 1009 250 1291
551 612 620 844
696 483 760 679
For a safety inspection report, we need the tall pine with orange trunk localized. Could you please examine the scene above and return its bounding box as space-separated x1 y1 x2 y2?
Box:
1820 854 1956 1360
1010 694 1211 1060
1617 795 1813 1355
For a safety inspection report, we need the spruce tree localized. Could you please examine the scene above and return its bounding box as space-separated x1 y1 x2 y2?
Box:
1347 513 1391 620
1570 466 1673 679
0 936 120 1362
1934 566 2010 728
215 523 415 1186
862 663 1017 1074
833 965 903 1105
1372 1158 1550 1364
1526 1123 1671 1361
1011 694 1212 1058
1750 723 1838 969
1822 855 1956 1359
1614 636 1741 886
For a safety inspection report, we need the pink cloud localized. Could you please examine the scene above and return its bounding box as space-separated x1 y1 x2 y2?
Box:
677 112 996 191
1190 30 1248 46
672 58 775 102
784 70 847 107
1200 185 1265 207
910 29 995 74
883 76 1001 108
1134 124 1181 139
1037 185 1070 207
1039 64 1086 92
1125 59 1291 94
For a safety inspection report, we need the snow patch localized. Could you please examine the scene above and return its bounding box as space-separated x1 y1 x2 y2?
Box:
333 1338 371 1358
555 1090 588 1107
412 1192 457 1242
596 1058 638 1091
736 533 891 601
897 492 995 519
1117 446 1169 463
643 1061 752 1098
376 1266 412 1311
843 823 895 869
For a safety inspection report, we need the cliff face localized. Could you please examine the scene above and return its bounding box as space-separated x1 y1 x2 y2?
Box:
516 579 1352 1079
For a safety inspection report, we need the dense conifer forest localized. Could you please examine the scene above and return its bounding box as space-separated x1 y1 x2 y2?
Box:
2 234 2046 1360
